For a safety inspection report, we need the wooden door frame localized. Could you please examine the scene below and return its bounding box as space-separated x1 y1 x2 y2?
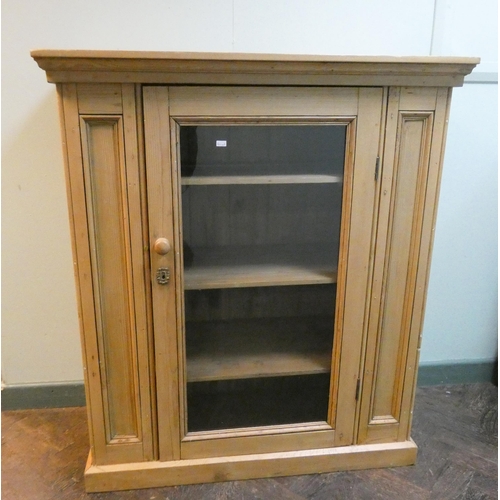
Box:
143 85 386 460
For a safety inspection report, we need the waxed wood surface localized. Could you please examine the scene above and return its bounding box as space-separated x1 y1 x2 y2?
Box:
31 50 479 87
80 116 140 444
60 84 148 466
357 87 450 446
2 383 497 499
59 83 155 466
332 88 384 446
143 86 182 462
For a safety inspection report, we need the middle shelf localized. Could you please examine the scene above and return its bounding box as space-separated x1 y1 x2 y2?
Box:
185 316 334 383
183 244 338 290
181 174 343 185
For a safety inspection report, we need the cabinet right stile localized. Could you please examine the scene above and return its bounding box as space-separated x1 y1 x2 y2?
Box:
358 87 452 444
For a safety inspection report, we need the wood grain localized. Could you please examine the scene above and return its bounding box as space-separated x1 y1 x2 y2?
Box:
170 87 359 117
80 116 139 442
357 88 451 446
84 441 418 492
181 174 343 185
31 50 479 87
76 83 122 114
143 86 181 462
182 427 335 461
121 84 155 460
60 86 146 466
373 112 433 419
397 88 453 443
333 88 384 446
58 83 103 464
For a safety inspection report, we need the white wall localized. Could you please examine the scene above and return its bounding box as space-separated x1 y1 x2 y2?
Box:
2 0 497 386
422 0 498 364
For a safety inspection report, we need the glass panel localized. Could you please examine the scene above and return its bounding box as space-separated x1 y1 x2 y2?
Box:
180 125 345 178
180 124 346 432
187 375 331 432
181 184 342 290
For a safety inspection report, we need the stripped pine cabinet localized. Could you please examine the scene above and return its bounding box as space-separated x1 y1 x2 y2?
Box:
32 51 478 492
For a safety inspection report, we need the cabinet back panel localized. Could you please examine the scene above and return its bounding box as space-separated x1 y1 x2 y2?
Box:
185 285 336 322
182 184 342 248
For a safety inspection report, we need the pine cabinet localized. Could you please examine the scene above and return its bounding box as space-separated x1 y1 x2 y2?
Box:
32 51 477 492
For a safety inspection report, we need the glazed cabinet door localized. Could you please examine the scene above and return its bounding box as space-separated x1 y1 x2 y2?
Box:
143 86 386 461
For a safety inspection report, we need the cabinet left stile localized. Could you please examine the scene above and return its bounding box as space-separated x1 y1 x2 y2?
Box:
58 83 154 465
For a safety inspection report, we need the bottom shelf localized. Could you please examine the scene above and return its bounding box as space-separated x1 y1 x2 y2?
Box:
187 374 331 432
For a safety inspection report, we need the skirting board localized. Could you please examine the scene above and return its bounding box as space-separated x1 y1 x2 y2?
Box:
417 360 496 386
2 361 496 410
1 383 85 411
84 440 418 492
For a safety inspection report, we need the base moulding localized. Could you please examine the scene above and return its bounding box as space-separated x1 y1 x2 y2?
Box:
85 439 418 492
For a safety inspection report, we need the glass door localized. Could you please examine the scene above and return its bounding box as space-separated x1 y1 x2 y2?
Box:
144 85 384 458
179 124 346 432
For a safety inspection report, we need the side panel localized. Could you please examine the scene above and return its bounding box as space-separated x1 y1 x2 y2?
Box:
358 87 451 444
81 115 140 444
60 83 153 464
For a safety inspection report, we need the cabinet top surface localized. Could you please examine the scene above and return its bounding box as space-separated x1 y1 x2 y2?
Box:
31 49 479 87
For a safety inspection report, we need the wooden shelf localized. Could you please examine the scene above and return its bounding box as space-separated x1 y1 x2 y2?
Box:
186 316 333 382
181 174 343 185
183 244 338 290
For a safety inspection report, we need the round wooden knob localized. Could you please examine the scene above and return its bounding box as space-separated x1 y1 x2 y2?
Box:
153 238 171 255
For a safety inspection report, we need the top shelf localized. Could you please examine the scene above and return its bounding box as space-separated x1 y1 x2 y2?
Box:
181 174 343 186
